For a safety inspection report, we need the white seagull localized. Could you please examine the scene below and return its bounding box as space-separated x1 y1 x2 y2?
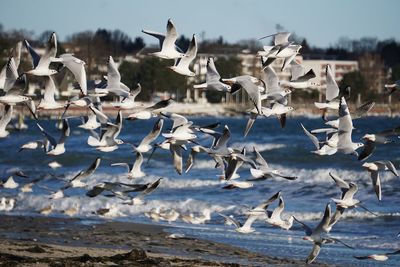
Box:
142 19 186 59
25 32 58 76
169 34 197 76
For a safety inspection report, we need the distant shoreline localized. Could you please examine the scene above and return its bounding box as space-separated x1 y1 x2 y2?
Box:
9 101 400 119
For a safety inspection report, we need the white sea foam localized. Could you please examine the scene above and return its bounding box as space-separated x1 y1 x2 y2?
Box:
231 142 287 152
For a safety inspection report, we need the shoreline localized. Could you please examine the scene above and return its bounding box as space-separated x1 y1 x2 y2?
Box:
0 214 331 266
8 101 400 118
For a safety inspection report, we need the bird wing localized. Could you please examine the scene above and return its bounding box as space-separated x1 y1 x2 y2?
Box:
139 118 164 147
4 57 18 92
0 105 13 132
253 146 269 167
36 123 57 148
329 172 350 189
43 76 57 103
106 56 121 88
138 177 162 198
370 170 381 201
358 140 375 161
343 183 358 201
218 213 241 228
24 40 41 68
264 66 280 92
254 191 281 210
352 101 375 119
170 144 183 175
301 123 320 150
60 54 87 95
141 30 165 49
384 161 399 177
290 60 305 81
175 34 197 69
37 32 57 69
89 104 109 124
58 119 70 145
315 203 331 234
295 69 316 82
325 64 339 101
206 57 221 82
244 113 257 137
306 243 321 264
337 97 354 150
132 152 144 174
162 19 179 51
271 197 285 219
293 216 313 236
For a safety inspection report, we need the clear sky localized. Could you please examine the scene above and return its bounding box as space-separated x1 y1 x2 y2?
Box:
1 0 399 48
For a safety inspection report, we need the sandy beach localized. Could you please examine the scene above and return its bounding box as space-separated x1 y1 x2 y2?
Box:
0 215 332 267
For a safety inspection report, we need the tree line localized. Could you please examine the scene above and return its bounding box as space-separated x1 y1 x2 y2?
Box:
0 24 399 103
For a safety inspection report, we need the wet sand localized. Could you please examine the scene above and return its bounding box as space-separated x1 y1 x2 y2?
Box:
0 215 334 266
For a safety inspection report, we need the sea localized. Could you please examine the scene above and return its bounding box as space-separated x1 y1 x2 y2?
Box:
0 114 399 266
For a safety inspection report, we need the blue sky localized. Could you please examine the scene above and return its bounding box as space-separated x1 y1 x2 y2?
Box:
2 0 399 48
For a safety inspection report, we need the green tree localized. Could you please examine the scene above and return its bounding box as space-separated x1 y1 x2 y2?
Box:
339 71 368 100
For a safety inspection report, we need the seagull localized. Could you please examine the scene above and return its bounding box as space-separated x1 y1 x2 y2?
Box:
36 119 70 156
222 180 254 189
301 123 338 155
294 203 353 264
249 147 297 181
285 61 319 90
337 97 363 156
39 204 54 215
264 196 294 230
358 126 398 161
112 83 142 110
384 80 400 95
0 104 13 138
218 213 260 233
95 56 130 98
127 98 174 120
122 177 163 205
258 32 302 71
223 147 256 181
25 32 58 76
193 57 231 92
362 161 399 201
88 111 124 152
63 157 101 189
246 191 281 215
19 140 46 152
0 197 15 211
314 65 340 110
86 181 149 198
51 54 87 95
354 250 400 261
133 118 164 153
169 34 197 76
37 76 64 110
1 176 19 189
327 172 376 231
0 57 29 105
142 19 186 59
111 152 145 178
0 41 22 89
223 75 264 114
244 102 293 137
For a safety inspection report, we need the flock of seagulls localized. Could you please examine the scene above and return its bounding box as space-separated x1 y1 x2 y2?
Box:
0 18 399 264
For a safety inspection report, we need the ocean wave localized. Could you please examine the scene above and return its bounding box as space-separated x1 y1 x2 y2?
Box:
231 142 287 152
